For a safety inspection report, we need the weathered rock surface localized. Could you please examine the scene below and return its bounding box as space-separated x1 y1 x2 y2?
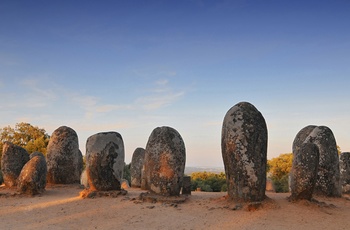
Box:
17 152 47 195
86 132 125 191
293 125 341 197
182 176 191 195
141 126 186 196
130 148 145 188
340 152 350 194
80 169 88 188
1 142 29 188
304 126 341 197
292 125 317 154
221 102 268 202
46 126 83 184
290 143 319 200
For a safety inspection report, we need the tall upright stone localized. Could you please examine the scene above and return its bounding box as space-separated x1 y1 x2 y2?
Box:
304 126 341 197
290 143 319 200
340 152 350 194
293 125 341 197
130 147 145 188
221 102 268 202
46 126 83 184
141 126 186 196
292 125 317 154
17 152 47 195
1 142 29 188
86 132 125 191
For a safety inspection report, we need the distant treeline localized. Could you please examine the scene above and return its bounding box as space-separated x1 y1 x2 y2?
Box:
190 171 227 192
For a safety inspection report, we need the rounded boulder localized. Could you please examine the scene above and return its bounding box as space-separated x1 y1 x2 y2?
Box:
46 126 83 184
86 132 125 191
130 147 145 188
17 152 47 195
1 142 29 188
141 126 186 196
221 102 268 202
290 143 319 200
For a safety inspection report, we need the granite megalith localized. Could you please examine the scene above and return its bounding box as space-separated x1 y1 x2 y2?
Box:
221 102 268 202
290 143 319 200
141 126 186 196
292 125 317 154
1 142 29 188
340 152 350 194
296 126 341 197
86 132 125 191
46 126 83 184
130 147 145 188
17 152 47 195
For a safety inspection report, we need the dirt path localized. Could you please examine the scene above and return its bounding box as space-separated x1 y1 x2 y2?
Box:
1 185 350 230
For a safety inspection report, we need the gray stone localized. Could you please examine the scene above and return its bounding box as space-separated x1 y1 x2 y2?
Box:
221 102 268 202
46 126 83 184
182 176 191 195
290 143 319 200
17 152 47 195
340 152 350 194
86 132 125 191
141 126 186 196
130 147 145 188
1 142 29 188
292 125 317 154
304 126 341 197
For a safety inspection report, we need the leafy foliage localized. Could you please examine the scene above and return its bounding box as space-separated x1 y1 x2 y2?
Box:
267 153 293 193
0 123 50 168
190 171 227 192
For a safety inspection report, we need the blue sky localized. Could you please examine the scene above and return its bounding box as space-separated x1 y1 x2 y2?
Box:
1 0 350 167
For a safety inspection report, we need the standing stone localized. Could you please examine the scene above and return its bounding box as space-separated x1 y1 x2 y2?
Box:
290 143 319 200
130 147 145 188
46 126 83 184
86 132 125 191
1 142 29 188
80 169 88 188
292 125 317 154
304 126 341 197
182 176 192 195
17 152 47 195
221 102 268 202
340 152 350 194
141 126 186 196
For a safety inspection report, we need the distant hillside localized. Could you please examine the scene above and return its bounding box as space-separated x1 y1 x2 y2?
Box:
185 166 224 175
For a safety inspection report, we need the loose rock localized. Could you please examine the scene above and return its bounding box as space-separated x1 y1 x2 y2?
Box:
221 102 268 202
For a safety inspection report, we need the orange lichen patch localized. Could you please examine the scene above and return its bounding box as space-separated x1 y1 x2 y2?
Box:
159 153 174 179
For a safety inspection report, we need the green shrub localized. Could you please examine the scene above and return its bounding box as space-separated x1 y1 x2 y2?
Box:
271 174 289 193
190 171 226 192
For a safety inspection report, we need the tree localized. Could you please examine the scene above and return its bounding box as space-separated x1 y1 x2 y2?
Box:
267 153 293 193
0 122 50 160
190 171 226 192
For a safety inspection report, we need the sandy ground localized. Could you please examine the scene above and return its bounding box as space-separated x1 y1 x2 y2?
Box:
1 184 350 230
